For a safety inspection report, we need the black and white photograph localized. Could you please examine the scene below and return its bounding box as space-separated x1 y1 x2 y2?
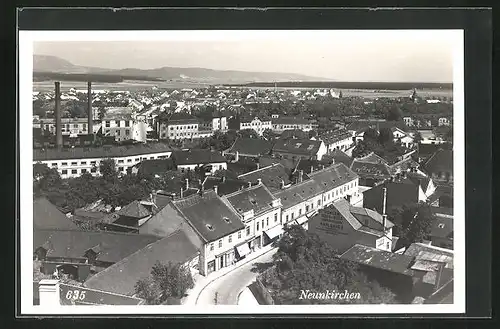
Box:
19 28 465 314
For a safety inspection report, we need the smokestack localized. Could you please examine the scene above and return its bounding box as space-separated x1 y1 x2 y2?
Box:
382 187 388 231
214 185 218 195
185 178 189 190
87 81 93 135
299 170 303 183
235 151 239 162
54 82 63 148
180 187 183 199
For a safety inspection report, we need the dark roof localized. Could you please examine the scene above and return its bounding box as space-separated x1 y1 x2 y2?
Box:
116 201 152 219
405 172 433 192
137 159 174 176
319 129 352 145
258 155 297 171
309 163 359 193
340 244 415 276
33 143 172 161
226 137 273 157
225 184 276 217
272 138 323 157
404 243 454 262
330 149 354 167
363 181 420 213
350 205 394 229
346 120 408 133
238 163 292 194
227 160 259 177
431 215 453 239
274 179 324 209
278 129 309 140
33 197 80 230
84 230 198 296
424 149 453 174
295 159 327 174
173 190 244 243
350 160 392 179
417 143 443 157
202 177 248 196
172 150 226 166
272 116 310 125
34 229 160 264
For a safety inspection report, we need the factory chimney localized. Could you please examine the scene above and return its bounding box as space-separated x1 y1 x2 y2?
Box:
382 187 388 231
54 81 63 148
87 81 93 136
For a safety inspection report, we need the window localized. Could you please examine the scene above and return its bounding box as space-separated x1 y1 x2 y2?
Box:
118 167 124 172
51 163 57 167
81 169 87 174
317 200 321 207
71 169 77 174
83 124 87 131
117 121 121 127
256 222 260 231
91 168 97 173
62 169 68 174
238 231 242 239
274 213 278 223
299 209 302 216
117 130 121 136
90 161 96 165
306 205 310 212
266 218 269 227
105 121 110 128
125 130 130 136
125 121 130 127
73 124 78 128
229 235 232 243
135 158 140 161
71 162 77 166
219 240 222 248
291 213 295 219
386 242 390 250
286 214 289 222
81 161 87 165
118 160 124 164
127 159 132 163
210 243 214 251
246 226 250 236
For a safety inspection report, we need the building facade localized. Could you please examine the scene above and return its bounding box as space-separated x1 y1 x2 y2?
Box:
36 118 90 136
240 116 272 136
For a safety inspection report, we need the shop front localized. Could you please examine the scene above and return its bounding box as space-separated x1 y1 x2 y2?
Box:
263 224 284 246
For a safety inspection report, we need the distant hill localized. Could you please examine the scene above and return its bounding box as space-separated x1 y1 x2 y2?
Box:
33 54 327 84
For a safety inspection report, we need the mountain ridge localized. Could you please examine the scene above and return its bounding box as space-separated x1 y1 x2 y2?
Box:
33 54 330 83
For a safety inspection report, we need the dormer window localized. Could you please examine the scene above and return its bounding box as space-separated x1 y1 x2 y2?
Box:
223 217 231 224
438 223 445 229
206 224 214 231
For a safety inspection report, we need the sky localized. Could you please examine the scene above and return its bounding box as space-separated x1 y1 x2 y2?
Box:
32 30 459 82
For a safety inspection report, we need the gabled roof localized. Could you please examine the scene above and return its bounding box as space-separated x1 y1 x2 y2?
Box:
363 181 420 213
224 184 277 217
309 163 359 192
331 199 362 231
33 197 79 230
272 138 323 157
172 150 226 166
340 244 415 276
84 230 198 297
424 149 453 174
238 163 292 194
404 243 454 269
319 129 352 145
202 176 248 196
226 137 273 157
350 160 392 179
349 206 394 229
173 190 244 243
330 149 354 167
273 179 324 209
116 201 152 219
34 229 160 264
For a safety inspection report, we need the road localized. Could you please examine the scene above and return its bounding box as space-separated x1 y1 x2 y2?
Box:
196 249 276 305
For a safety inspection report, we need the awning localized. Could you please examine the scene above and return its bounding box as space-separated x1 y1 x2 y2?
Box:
235 243 251 257
264 224 284 240
295 216 308 226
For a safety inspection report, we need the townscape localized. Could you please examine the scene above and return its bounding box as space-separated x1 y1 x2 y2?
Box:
31 51 454 307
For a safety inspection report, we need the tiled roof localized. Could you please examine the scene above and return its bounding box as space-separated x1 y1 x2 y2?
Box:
225 184 277 217
273 179 324 209
363 181 420 213
226 137 273 157
350 161 392 179
330 149 354 167
202 177 248 196
340 244 415 276
238 163 293 194
319 129 352 144
84 230 198 296
34 229 160 264
137 159 174 176
33 143 172 161
116 201 152 219
272 138 323 157
172 150 226 166
173 190 244 243
33 197 80 230
309 163 359 192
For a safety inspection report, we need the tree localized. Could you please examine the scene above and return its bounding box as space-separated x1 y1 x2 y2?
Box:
237 129 259 139
135 261 194 305
378 127 394 146
387 105 403 121
262 128 274 140
99 158 118 182
393 202 435 249
263 225 397 304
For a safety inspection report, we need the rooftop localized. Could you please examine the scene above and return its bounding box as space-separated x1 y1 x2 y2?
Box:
273 179 324 209
309 163 359 193
34 197 80 231
84 230 198 296
136 159 175 177
238 163 293 194
272 138 323 157
340 244 415 276
225 184 277 217
33 143 172 161
172 149 226 166
226 137 274 157
173 190 244 243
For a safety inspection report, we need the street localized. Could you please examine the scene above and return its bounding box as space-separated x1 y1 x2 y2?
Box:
196 248 276 305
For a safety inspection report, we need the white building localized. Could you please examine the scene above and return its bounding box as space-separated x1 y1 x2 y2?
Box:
36 118 90 136
240 116 272 136
33 144 172 179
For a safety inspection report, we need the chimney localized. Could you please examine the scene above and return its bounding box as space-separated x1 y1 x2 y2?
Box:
180 187 184 199
247 182 252 188
214 185 218 195
310 165 314 174
54 82 63 148
235 151 239 162
39 279 61 306
222 176 226 183
256 163 260 169
382 187 388 231
257 178 262 185
185 178 189 190
281 179 285 189
299 170 304 183
87 81 93 135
